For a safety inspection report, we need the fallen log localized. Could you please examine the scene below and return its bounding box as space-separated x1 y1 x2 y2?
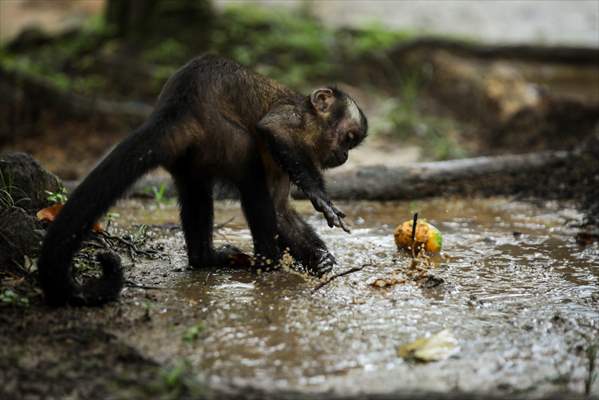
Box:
62 148 584 201
388 37 599 66
312 150 573 201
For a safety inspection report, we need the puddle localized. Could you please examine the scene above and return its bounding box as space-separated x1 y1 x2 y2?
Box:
113 198 599 397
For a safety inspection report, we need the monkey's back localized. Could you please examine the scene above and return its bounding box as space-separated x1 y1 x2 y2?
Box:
156 55 298 181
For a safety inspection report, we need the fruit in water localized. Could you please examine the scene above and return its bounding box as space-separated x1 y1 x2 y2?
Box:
394 219 443 253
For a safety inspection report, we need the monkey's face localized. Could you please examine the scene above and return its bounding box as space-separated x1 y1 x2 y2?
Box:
310 88 368 169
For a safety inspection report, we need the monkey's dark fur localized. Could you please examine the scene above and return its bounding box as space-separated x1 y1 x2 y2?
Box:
38 55 368 306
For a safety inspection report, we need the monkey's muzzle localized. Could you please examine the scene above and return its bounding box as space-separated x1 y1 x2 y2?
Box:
324 150 348 168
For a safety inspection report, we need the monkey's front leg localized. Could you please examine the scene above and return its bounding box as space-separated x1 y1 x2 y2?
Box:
257 125 349 232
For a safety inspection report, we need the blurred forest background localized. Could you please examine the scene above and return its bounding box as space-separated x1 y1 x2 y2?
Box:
1 0 597 179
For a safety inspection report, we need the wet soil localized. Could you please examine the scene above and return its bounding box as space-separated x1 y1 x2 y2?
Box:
1 197 598 399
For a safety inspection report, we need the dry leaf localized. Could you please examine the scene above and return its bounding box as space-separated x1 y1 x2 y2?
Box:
36 204 63 222
37 204 103 233
370 277 404 288
398 329 459 362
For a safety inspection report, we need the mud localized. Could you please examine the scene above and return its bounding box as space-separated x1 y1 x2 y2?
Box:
1 197 597 399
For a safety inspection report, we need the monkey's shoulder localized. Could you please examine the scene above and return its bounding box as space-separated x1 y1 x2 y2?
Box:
259 102 305 129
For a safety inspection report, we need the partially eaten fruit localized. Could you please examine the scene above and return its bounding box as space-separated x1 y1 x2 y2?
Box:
394 219 443 254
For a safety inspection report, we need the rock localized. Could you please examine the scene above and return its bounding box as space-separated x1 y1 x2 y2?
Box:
0 152 62 212
0 207 43 268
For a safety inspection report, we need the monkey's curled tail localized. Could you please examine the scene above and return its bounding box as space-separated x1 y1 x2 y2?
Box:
38 115 173 306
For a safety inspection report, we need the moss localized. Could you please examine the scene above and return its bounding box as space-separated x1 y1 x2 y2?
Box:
141 38 189 65
339 22 415 58
210 5 336 89
0 52 68 90
0 4 476 113
380 73 468 161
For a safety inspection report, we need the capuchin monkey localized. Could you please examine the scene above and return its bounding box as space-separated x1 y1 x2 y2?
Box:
38 55 368 306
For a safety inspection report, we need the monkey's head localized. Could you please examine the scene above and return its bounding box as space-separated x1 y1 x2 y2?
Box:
309 87 368 168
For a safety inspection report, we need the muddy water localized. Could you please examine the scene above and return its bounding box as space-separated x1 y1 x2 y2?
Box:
115 198 598 397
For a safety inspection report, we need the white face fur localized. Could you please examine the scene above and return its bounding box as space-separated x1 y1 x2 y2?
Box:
346 98 362 125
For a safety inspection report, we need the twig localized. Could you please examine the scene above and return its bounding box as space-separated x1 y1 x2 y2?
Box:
97 231 161 258
214 217 235 231
124 280 169 290
312 263 372 293
100 231 141 251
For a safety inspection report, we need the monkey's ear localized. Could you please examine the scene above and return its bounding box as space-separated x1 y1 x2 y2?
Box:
310 88 335 113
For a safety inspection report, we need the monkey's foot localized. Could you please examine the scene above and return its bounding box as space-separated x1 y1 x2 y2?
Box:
310 251 336 277
189 245 251 269
214 244 251 266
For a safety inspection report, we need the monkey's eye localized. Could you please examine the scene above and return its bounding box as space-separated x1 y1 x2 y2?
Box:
347 132 355 142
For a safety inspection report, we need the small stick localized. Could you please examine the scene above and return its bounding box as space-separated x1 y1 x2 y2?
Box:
97 231 161 258
214 217 235 230
100 231 141 252
125 280 169 290
411 212 418 259
411 212 418 241
312 263 372 293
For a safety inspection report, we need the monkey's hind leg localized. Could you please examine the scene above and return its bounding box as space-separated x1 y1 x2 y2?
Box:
174 175 244 268
239 168 281 270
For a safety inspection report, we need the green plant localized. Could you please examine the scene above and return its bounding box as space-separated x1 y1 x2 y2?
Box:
147 184 169 205
0 187 15 209
383 73 467 161
0 289 29 307
347 22 414 57
586 343 598 396
45 187 68 204
131 224 149 243
211 5 335 88
142 38 189 65
105 212 120 230
11 255 37 276
106 212 120 222
162 360 189 388
183 322 205 343
0 169 28 209
155 359 205 398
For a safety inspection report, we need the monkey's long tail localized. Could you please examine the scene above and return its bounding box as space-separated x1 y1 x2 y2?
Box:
38 114 174 306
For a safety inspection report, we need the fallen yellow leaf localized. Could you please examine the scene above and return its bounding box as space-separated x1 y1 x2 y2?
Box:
398 329 459 362
37 204 103 233
36 204 63 222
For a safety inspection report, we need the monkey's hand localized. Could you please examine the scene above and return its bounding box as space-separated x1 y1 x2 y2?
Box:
311 251 336 277
310 196 351 233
